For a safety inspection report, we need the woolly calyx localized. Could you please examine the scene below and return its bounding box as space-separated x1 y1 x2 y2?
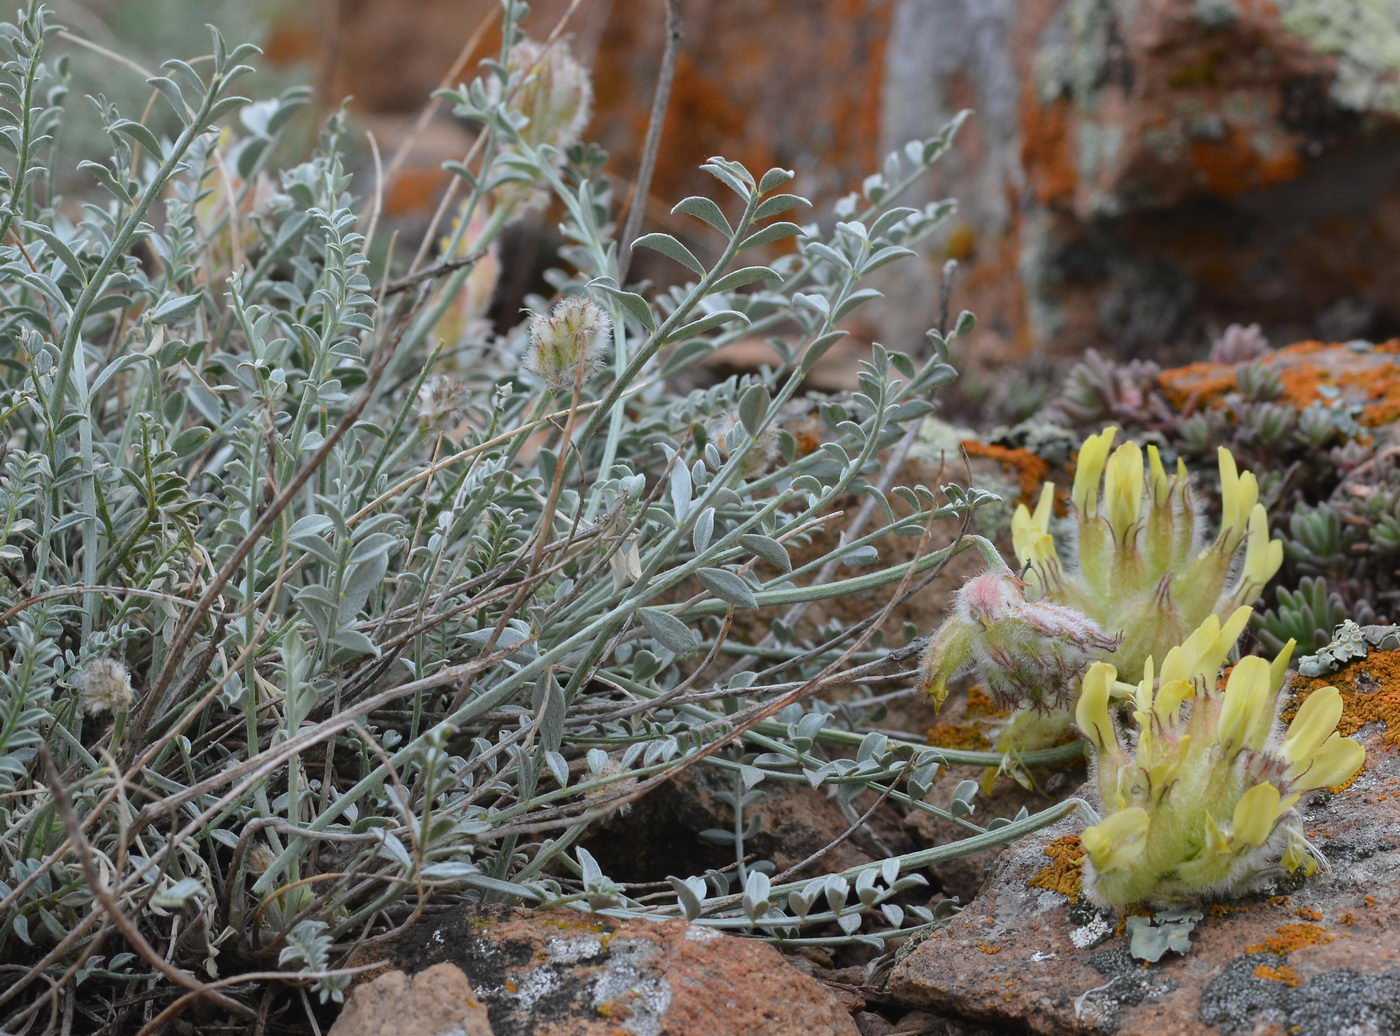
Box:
76 658 135 716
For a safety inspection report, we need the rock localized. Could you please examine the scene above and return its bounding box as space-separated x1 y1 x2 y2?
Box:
320 0 894 214
884 0 1400 366
886 649 1400 1034
330 962 494 1036
376 903 861 1035
1159 338 1400 428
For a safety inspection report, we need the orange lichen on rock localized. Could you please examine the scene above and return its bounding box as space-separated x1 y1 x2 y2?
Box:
1283 650 1400 750
964 686 1010 721
1158 361 1239 412
926 721 992 752
1294 907 1323 921
1253 963 1299 986
1244 923 1335 956
1028 834 1084 901
976 942 1002 955
1158 341 1400 427
1186 129 1304 198
1209 903 1251 918
1020 89 1077 205
959 440 1050 507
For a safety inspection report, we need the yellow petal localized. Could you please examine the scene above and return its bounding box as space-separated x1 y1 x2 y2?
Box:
1213 607 1253 665
1104 442 1144 537
1031 481 1054 532
1012 484 1061 568
1011 503 1036 565
1281 686 1344 771
1292 733 1365 792
1282 838 1318 876
1241 504 1283 590
1147 444 1169 502
1153 679 1193 725
1269 638 1296 697
1217 656 1272 754
1232 782 1282 848
1076 662 1118 752
1082 807 1149 872
1071 427 1118 516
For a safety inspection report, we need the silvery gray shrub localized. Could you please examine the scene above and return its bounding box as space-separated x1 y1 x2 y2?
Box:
0 0 1090 1022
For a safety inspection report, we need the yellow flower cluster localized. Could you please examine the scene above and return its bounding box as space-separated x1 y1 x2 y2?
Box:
1075 610 1365 907
1012 427 1283 680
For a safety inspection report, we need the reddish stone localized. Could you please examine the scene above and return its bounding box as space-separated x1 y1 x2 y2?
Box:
376 904 861 1035
330 962 495 1036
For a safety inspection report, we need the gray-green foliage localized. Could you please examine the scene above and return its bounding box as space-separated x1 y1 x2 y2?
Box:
0 1 1086 1022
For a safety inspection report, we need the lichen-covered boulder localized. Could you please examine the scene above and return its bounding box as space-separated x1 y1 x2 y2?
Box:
361 904 860 1035
1160 339 1400 428
883 0 1400 365
887 647 1400 1034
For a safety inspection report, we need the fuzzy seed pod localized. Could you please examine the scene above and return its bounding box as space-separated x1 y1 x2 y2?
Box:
526 296 611 391
920 568 1119 711
75 657 134 716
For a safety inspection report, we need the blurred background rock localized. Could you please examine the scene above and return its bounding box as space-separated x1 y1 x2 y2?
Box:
58 0 1400 389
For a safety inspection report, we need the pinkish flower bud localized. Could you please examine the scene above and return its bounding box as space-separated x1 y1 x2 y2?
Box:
922 570 1119 712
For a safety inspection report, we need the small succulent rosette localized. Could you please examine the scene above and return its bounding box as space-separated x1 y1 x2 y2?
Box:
1075 613 1365 909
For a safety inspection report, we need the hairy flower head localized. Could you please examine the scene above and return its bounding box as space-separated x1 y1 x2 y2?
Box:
1075 612 1364 908
526 295 610 391
75 657 134 716
1014 428 1282 683
489 37 593 218
920 568 1118 711
507 37 592 152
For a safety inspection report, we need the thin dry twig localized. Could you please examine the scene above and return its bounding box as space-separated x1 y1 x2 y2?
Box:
37 744 256 1023
618 0 682 279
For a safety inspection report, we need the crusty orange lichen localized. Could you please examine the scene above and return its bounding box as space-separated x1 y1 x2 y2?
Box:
1158 340 1400 428
1158 360 1240 412
1283 650 1400 751
1186 129 1303 198
926 721 992 752
1340 913 1358 926
1209 903 1251 918
1028 834 1084 902
1294 907 1323 921
1019 87 1076 205
1253 963 1300 986
959 440 1051 508
964 686 1010 721
1245 923 1335 956
977 941 1002 955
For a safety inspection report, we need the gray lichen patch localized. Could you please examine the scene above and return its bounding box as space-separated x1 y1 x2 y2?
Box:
1072 945 1181 1033
588 937 673 1036
1200 956 1400 1035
